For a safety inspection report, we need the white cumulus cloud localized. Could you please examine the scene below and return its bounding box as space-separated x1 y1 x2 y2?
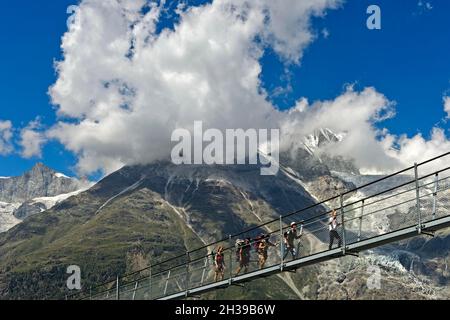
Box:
19 119 47 158
383 127 450 174
48 0 342 175
283 87 450 174
45 0 449 176
0 120 13 156
281 86 403 174
444 96 450 119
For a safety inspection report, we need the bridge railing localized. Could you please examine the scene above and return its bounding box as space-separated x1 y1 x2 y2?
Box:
69 152 450 300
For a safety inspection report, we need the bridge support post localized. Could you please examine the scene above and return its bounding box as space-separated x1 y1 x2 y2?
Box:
280 215 284 271
414 163 422 234
340 194 346 255
149 265 152 300
432 173 439 220
132 281 138 301
116 276 120 301
228 235 233 285
358 200 364 242
163 270 171 296
185 251 190 298
200 257 208 286
89 286 92 301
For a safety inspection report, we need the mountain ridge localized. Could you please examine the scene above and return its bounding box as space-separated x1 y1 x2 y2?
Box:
0 163 92 232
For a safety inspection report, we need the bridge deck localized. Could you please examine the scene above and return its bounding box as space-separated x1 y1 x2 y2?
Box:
160 214 450 300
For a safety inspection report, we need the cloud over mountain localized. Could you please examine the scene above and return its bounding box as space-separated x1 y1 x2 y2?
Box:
44 0 449 176
19 118 47 159
47 0 341 174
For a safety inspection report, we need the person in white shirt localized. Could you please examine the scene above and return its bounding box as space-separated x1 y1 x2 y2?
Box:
328 210 342 250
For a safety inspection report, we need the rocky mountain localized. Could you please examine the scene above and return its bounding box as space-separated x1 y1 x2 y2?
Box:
0 202 21 234
303 128 346 154
0 130 448 300
0 156 350 299
282 128 360 178
0 163 92 232
0 163 85 203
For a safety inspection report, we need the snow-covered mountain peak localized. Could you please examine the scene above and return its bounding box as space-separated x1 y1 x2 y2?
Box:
54 172 70 179
0 163 94 232
303 128 346 153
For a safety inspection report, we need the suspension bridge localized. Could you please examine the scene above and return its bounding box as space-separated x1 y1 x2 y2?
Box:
69 152 450 300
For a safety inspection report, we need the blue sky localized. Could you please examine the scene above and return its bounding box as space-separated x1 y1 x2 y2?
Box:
0 0 449 177
0 0 78 176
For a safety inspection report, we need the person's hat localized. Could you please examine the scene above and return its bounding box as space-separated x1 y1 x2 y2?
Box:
291 222 297 227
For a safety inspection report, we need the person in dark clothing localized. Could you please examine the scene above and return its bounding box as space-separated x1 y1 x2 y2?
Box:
329 210 342 250
283 222 303 260
235 238 251 276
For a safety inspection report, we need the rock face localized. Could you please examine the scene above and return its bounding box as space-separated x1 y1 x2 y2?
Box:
0 164 92 230
306 175 356 201
0 202 21 233
303 128 345 153
13 201 47 220
0 163 84 203
280 148 330 181
321 154 360 175
281 128 360 181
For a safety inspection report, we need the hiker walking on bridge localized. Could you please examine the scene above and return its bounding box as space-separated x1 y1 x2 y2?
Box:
329 210 342 250
283 222 303 260
235 238 251 276
214 246 226 281
257 234 276 270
